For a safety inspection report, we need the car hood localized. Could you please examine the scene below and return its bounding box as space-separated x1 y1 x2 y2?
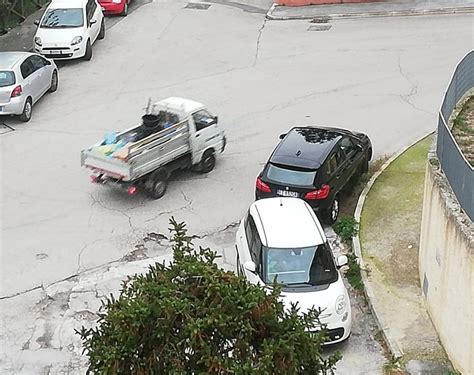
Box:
280 276 348 317
35 27 85 46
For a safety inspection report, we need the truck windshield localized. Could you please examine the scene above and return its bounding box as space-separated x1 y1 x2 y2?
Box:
265 164 316 187
263 244 337 286
0 71 15 87
41 8 84 28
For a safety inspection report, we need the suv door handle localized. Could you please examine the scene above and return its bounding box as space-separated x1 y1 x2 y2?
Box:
196 134 200 138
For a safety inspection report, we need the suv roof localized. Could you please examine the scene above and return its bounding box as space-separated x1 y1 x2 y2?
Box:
250 197 326 248
270 127 346 170
48 0 88 9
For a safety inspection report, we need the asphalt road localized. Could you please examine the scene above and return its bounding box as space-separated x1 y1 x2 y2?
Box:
1 0 472 372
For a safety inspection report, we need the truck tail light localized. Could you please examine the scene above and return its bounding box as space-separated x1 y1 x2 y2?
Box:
256 177 271 193
11 85 22 98
304 184 330 200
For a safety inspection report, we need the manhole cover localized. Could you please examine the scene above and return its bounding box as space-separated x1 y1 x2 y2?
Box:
0 122 14 135
310 16 331 23
307 25 332 32
185 2 211 10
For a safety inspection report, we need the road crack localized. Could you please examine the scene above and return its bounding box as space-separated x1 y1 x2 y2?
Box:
254 18 267 66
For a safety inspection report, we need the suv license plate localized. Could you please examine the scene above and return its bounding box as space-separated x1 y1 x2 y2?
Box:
277 189 299 198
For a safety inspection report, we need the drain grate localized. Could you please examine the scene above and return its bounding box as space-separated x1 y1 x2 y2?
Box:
0 122 14 135
185 2 211 10
310 16 331 23
307 25 332 32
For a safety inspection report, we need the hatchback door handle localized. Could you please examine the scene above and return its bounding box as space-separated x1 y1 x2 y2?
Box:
196 134 200 138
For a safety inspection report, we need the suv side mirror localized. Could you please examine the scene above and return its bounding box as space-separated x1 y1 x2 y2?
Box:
243 261 256 273
336 255 348 268
34 20 39 26
356 144 364 151
213 116 218 124
279 133 287 140
90 19 97 25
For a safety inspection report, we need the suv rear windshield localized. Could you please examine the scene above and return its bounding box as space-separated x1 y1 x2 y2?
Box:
41 8 84 28
265 164 316 186
263 244 337 286
0 71 15 87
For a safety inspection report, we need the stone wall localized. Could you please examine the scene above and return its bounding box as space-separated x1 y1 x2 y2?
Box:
419 158 473 374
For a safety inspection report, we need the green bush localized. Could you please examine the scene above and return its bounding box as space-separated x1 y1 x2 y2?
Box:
333 217 359 244
77 218 342 374
345 253 364 291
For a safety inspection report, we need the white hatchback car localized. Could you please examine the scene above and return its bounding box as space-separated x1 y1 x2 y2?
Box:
235 197 352 344
34 0 105 61
0 52 58 122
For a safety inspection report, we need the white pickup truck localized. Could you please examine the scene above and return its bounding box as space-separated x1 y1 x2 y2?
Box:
81 97 226 199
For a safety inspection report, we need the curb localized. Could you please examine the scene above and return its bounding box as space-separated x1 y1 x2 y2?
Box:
266 5 474 20
352 131 435 361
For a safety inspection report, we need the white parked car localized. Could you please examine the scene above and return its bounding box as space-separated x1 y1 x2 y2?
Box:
0 52 58 122
33 0 105 61
235 197 352 344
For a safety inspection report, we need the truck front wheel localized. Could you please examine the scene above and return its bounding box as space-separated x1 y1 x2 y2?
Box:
200 151 216 174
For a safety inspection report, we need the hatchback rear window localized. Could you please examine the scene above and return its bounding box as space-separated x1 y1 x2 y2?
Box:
265 164 316 186
0 71 15 87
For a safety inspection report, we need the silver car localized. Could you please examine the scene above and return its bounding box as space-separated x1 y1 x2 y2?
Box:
0 51 58 122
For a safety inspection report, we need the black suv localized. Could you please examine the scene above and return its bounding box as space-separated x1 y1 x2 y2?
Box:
255 126 372 223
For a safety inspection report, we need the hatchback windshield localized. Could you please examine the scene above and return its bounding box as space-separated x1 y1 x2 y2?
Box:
265 164 316 186
41 8 84 28
0 71 15 87
263 244 337 286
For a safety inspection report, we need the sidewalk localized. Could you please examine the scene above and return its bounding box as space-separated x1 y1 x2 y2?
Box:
267 0 474 20
0 7 45 52
354 135 454 374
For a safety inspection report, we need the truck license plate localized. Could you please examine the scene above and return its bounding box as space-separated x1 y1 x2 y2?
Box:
277 189 299 198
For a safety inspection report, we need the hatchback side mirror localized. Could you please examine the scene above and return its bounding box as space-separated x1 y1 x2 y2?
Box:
244 261 256 273
336 255 348 268
90 19 97 25
34 20 39 26
279 133 287 140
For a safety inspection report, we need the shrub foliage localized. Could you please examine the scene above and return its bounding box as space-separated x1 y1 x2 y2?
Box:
77 218 342 374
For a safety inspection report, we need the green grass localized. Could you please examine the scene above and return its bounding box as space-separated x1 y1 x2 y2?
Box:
360 135 432 251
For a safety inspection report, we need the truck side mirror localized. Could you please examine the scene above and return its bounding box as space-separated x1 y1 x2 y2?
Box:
279 133 287 140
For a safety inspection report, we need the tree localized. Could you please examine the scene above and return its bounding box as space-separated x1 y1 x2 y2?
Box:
77 218 342 374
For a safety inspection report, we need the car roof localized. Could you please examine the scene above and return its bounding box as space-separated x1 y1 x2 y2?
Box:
0 51 30 70
155 97 205 116
47 0 87 9
250 197 326 248
270 127 349 170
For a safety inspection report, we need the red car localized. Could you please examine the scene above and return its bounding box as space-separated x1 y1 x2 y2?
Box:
99 0 130 16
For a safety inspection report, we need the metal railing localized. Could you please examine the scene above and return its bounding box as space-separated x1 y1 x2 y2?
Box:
436 50 474 221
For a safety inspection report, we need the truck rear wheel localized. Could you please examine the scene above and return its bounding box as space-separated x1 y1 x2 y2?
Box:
200 151 216 174
147 172 168 199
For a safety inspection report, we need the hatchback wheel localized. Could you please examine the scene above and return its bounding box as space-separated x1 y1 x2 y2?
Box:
98 20 105 39
120 1 128 16
19 98 32 122
325 196 340 225
48 70 58 93
84 40 92 60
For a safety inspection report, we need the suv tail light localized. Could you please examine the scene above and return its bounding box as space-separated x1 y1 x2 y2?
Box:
304 184 330 200
10 85 22 98
256 177 271 193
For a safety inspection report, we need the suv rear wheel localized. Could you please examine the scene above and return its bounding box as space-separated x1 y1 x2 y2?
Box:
324 195 340 224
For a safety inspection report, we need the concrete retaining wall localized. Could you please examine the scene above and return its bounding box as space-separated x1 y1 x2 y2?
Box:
419 162 473 374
